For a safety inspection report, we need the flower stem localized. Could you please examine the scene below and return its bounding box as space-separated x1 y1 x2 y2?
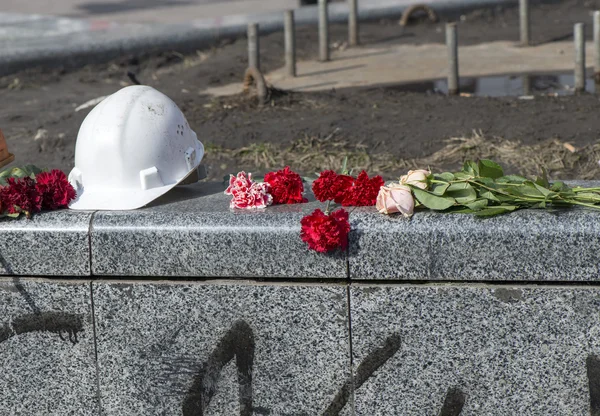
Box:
565 200 600 210
325 200 332 215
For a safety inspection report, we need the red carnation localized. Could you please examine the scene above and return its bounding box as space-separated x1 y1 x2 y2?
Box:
35 169 76 210
312 170 353 203
0 177 42 216
300 208 350 253
341 170 384 207
264 166 307 205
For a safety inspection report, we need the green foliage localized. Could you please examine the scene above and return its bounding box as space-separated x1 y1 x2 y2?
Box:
408 159 600 217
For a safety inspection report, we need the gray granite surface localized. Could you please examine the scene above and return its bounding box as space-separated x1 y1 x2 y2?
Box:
0 210 92 276
349 206 600 281
91 182 349 278
93 280 351 415
0 278 98 415
350 284 600 415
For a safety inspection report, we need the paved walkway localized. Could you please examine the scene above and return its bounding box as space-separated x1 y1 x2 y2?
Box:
204 40 594 95
0 0 301 24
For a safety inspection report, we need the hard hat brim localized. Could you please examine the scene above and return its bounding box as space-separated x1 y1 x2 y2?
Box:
69 153 203 211
68 181 180 211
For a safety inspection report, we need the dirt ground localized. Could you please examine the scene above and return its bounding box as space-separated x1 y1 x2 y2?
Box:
2 0 600 181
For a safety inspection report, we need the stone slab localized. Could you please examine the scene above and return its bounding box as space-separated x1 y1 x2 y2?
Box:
91 182 348 278
0 210 92 276
0 278 98 415
350 284 600 415
93 280 351 415
349 207 600 281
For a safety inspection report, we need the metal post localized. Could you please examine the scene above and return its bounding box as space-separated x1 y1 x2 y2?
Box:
446 23 459 95
348 0 359 46
247 23 259 70
575 23 586 93
521 74 531 95
519 0 530 46
319 0 329 62
594 11 600 86
284 10 296 77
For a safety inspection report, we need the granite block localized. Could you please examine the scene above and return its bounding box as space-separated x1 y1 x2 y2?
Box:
350 284 600 415
93 280 352 415
0 210 93 276
0 278 98 415
91 182 349 278
349 207 600 281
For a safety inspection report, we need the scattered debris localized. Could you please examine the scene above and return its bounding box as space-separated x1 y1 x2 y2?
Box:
127 71 142 85
34 129 48 141
75 96 108 112
399 4 439 26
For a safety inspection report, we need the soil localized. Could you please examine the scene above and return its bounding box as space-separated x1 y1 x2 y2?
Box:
2 0 600 181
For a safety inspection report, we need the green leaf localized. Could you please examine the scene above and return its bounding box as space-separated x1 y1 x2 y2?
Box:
454 172 474 180
446 182 477 204
478 190 500 202
535 167 549 188
462 160 480 176
412 187 456 210
507 182 544 198
533 183 554 197
474 205 518 217
478 159 504 179
551 181 569 192
431 182 450 196
437 172 455 182
497 175 528 184
465 199 489 211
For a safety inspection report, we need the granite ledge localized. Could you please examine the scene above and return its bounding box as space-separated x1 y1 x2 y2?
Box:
349 205 600 281
90 182 351 278
0 210 93 276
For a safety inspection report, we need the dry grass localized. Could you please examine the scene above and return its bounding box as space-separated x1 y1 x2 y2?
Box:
206 131 600 180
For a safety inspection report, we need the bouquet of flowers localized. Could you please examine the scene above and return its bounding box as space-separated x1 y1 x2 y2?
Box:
225 159 600 254
0 165 76 219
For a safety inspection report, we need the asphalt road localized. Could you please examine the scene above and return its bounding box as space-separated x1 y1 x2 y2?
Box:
0 0 303 23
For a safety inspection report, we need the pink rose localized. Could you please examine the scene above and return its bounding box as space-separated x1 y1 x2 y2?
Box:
376 182 414 217
225 171 273 209
400 169 431 190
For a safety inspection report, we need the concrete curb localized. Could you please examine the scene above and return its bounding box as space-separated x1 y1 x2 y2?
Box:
0 0 516 76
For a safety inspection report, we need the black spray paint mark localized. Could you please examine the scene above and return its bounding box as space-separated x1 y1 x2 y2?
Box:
12 277 41 315
587 354 600 416
439 387 466 416
0 312 83 345
322 334 402 416
182 320 255 416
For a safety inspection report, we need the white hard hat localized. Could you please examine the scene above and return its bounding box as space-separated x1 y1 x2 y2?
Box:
68 85 204 210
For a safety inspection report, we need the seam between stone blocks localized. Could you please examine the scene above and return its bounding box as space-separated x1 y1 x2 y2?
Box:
89 281 103 415
86 211 103 414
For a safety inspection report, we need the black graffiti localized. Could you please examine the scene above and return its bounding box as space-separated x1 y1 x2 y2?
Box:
182 320 255 416
323 334 402 415
588 354 600 416
12 277 41 315
439 387 466 416
0 312 83 345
